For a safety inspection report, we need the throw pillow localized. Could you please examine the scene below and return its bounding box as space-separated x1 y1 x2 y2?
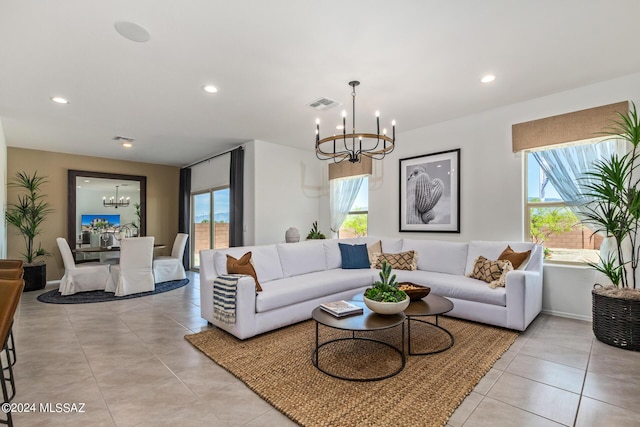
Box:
339 243 371 269
367 240 382 266
373 250 417 271
468 256 513 289
227 252 262 292
498 246 531 270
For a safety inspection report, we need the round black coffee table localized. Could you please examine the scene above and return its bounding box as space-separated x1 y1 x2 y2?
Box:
405 294 454 355
311 300 405 381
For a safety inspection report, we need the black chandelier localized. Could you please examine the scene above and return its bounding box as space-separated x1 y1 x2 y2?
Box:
103 185 130 208
315 81 395 163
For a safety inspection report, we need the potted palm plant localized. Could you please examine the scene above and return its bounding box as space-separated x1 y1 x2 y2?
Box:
580 103 640 351
5 171 53 291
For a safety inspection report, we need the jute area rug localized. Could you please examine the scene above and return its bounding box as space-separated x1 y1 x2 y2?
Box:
185 317 518 427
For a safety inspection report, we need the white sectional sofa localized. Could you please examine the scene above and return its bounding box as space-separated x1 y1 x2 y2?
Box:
199 237 543 340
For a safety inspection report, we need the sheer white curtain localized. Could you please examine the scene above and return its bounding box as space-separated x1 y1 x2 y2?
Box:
330 176 364 238
532 138 627 217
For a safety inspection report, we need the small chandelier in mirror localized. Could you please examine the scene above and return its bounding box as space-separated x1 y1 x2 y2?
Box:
103 185 130 208
315 81 395 163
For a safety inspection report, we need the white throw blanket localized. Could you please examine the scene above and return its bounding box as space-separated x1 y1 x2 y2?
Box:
213 274 244 324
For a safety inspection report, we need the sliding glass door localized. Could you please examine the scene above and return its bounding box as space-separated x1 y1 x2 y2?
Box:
191 187 230 269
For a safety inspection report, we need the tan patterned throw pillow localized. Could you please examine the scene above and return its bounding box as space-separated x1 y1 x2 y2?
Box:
373 251 417 271
367 240 382 267
468 256 513 289
227 252 262 292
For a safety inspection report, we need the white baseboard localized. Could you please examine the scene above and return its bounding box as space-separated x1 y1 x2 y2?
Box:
542 309 591 323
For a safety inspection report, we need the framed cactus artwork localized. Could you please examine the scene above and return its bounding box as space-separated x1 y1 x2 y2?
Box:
399 149 460 232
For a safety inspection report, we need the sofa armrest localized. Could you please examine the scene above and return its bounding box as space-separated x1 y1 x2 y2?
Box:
505 270 543 331
200 273 259 339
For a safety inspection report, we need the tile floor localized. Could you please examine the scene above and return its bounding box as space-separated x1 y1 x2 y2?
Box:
5 271 640 426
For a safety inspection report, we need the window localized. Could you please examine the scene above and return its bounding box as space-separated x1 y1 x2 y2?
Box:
338 177 368 238
525 148 601 263
191 187 230 269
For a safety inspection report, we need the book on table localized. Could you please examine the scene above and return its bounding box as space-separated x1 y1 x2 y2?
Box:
320 300 363 317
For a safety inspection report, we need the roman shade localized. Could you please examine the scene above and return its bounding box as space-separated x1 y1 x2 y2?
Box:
328 155 372 180
511 101 629 152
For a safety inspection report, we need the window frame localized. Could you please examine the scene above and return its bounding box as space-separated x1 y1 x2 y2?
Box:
190 185 230 271
523 149 597 266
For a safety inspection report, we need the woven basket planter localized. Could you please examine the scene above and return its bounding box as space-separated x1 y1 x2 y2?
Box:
592 286 640 351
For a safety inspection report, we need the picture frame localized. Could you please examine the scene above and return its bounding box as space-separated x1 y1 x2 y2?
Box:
399 148 460 233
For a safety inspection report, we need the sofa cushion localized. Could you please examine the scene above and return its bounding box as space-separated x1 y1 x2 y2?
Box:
498 245 531 270
323 238 360 270
373 251 417 270
402 239 468 276
256 269 375 312
359 236 404 254
393 269 507 306
465 241 535 275
226 252 262 291
339 243 370 269
277 241 326 277
468 256 513 289
214 245 283 283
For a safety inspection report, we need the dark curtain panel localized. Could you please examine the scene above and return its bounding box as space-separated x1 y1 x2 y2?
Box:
229 147 244 247
179 167 191 268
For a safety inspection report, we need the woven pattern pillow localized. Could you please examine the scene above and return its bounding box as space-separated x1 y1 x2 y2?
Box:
498 246 531 270
373 250 417 271
468 256 513 289
227 252 262 292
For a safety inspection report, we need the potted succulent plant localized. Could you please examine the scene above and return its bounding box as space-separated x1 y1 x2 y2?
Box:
364 261 410 314
306 221 326 239
579 103 640 351
5 171 53 291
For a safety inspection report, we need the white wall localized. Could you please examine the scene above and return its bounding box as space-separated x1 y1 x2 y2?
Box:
246 140 324 245
367 71 640 320
0 119 6 258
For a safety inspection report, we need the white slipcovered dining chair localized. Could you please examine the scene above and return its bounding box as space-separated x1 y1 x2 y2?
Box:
152 233 189 283
56 237 111 296
106 237 155 296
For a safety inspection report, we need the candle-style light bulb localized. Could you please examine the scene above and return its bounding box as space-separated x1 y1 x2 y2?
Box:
375 111 380 117
383 128 387 135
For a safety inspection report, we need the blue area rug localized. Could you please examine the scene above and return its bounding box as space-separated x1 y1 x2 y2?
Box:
37 279 189 304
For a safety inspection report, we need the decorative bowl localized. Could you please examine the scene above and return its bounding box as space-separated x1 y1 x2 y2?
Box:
363 295 410 315
398 283 431 301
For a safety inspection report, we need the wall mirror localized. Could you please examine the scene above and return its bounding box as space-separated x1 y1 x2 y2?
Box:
67 170 146 259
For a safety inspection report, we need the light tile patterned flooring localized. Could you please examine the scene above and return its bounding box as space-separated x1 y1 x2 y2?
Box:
6 271 640 426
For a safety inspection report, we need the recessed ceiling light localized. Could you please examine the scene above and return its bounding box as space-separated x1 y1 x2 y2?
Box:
114 136 134 148
51 96 69 104
203 85 218 94
481 74 496 84
336 125 344 130
114 21 151 43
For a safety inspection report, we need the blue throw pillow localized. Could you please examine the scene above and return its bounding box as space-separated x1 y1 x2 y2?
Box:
339 243 370 269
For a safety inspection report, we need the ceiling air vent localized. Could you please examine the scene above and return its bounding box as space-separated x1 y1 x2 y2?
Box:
308 97 342 111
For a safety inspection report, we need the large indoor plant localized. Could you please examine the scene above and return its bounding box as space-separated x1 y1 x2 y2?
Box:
580 103 640 350
5 171 53 291
363 261 410 314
